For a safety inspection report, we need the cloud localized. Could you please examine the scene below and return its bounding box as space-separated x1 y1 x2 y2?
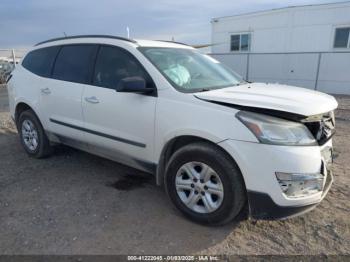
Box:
0 0 341 48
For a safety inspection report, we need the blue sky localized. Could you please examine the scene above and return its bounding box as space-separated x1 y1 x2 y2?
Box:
0 0 341 48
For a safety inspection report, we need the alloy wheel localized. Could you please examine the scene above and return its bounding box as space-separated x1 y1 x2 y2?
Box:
21 119 39 151
175 161 224 214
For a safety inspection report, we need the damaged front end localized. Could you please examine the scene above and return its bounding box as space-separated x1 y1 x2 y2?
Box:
302 111 336 146
203 99 336 219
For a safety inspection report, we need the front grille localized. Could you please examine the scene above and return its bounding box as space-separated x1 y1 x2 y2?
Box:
303 111 335 145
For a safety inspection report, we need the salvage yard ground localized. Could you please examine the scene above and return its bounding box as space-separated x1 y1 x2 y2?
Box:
0 86 349 255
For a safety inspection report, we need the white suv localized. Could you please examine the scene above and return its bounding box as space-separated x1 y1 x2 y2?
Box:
7 35 338 225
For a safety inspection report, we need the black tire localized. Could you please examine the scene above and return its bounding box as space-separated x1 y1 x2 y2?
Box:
18 109 53 158
165 142 246 225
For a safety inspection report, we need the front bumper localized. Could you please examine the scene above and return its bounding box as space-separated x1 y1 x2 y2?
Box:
218 139 333 220
248 169 333 219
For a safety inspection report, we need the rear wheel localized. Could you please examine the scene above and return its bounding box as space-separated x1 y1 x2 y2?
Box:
165 142 246 225
18 110 53 158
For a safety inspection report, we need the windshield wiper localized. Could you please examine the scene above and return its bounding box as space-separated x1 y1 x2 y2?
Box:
195 82 244 93
197 88 211 92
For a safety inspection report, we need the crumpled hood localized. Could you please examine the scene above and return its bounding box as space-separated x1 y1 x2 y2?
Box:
194 83 338 116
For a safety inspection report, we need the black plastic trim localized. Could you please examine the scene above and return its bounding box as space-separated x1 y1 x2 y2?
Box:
247 190 318 220
50 118 146 148
90 45 101 85
49 45 63 77
6 74 12 83
35 35 137 46
318 130 336 146
133 158 157 174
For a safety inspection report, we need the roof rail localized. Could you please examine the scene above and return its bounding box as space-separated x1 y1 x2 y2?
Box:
155 40 189 46
35 35 137 46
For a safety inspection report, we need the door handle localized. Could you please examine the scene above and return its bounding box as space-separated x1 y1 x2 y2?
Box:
41 87 51 95
85 96 100 104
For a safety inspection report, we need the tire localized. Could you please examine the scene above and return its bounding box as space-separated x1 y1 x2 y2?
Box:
18 109 53 158
165 142 246 225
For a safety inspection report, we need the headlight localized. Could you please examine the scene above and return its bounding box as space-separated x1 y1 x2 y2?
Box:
236 111 317 146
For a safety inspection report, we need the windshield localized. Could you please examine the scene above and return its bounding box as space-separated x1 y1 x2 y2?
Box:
139 47 244 93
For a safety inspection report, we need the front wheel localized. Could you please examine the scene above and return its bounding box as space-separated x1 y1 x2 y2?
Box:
165 142 246 225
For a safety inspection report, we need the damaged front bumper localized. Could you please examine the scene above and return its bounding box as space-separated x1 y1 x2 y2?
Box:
248 168 333 220
218 138 334 220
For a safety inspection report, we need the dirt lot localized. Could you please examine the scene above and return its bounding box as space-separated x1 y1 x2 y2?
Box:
0 86 349 255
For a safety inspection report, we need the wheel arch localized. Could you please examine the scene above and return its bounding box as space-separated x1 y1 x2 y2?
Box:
156 135 247 192
15 102 40 128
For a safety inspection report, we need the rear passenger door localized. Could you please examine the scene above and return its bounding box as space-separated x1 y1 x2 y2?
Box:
82 45 157 171
21 45 61 124
40 44 98 144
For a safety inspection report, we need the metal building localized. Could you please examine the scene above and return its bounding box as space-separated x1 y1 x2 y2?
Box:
210 1 350 95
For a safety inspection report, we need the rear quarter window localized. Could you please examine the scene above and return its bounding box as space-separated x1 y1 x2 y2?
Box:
22 46 60 77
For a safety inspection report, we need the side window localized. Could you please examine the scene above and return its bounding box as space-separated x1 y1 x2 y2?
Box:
22 46 60 77
52 45 97 84
230 35 240 51
334 27 350 48
93 46 154 89
230 33 251 52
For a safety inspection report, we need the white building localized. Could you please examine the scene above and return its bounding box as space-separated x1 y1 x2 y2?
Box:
210 1 350 94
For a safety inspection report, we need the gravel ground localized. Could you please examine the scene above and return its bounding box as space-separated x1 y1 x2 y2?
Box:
0 86 349 255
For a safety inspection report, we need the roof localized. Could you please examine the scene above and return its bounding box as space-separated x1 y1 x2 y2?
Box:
211 1 350 21
34 35 193 49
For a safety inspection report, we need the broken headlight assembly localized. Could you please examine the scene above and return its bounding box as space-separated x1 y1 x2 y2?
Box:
236 111 317 146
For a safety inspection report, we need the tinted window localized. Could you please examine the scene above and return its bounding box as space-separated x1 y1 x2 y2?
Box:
334 28 350 48
230 35 240 51
93 46 154 89
22 46 60 77
240 34 250 51
52 45 97 84
230 33 251 52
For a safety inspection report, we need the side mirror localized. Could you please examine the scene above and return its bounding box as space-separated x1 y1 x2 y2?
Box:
116 76 154 94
